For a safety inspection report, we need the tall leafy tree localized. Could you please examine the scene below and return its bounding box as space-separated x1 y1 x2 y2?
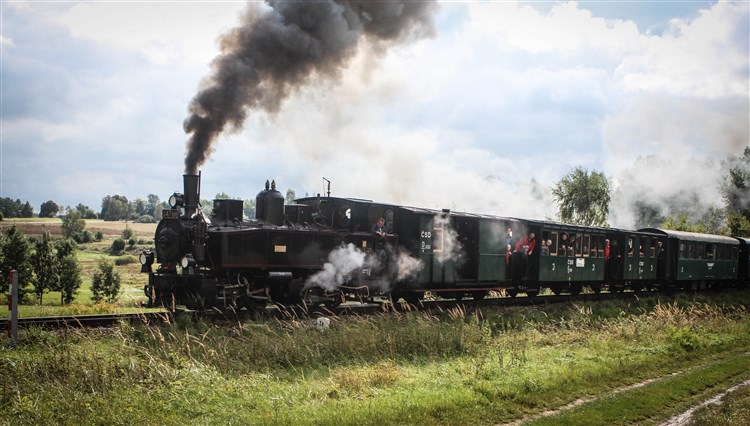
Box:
285 189 297 204
75 203 98 219
0 197 21 218
146 194 161 216
0 225 33 302
101 195 129 221
552 166 611 227
61 209 86 239
721 147 750 236
55 239 81 304
244 199 256 220
20 201 34 218
39 200 60 218
660 206 727 235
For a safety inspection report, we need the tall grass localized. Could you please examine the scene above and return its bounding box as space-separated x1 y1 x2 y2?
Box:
1 290 750 425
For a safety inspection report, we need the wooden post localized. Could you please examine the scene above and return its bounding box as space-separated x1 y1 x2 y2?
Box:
8 270 18 342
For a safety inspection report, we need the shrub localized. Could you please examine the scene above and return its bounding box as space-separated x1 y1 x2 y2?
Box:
115 255 138 266
137 215 155 223
95 231 104 241
72 230 94 244
122 225 134 240
128 238 136 247
111 238 126 253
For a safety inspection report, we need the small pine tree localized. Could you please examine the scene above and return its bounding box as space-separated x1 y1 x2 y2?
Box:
122 225 134 240
90 261 121 303
55 239 81 305
0 225 34 302
31 231 58 304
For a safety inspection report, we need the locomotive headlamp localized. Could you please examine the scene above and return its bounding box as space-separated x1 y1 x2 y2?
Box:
139 251 154 273
180 254 196 269
169 193 185 209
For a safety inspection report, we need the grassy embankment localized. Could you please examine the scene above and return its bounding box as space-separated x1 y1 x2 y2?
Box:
0 218 156 316
1 290 749 425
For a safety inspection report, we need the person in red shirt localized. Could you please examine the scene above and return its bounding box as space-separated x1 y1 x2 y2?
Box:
515 232 536 255
605 239 611 260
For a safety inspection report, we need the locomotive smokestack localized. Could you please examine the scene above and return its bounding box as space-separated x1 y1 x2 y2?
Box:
183 0 437 174
183 172 201 218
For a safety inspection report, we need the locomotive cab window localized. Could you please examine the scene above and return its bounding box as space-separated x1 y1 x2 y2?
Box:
384 208 394 232
336 205 352 229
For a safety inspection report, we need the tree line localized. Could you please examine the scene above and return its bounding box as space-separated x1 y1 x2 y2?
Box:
0 189 302 223
0 224 121 305
552 147 750 236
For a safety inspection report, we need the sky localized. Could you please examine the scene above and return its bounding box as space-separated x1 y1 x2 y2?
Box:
1 0 748 228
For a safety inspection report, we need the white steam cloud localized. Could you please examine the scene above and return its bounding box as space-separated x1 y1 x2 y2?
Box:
305 242 423 293
431 214 466 266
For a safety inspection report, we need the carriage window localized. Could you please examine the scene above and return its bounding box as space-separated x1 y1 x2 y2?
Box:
590 236 598 258
639 239 645 257
732 247 739 260
697 243 705 259
680 243 685 259
582 235 591 257
705 244 714 259
628 238 634 257
541 231 551 255
549 233 558 256
432 227 444 253
574 234 583 256
650 239 656 258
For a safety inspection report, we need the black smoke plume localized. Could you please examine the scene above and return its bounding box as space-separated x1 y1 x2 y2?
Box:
184 0 436 173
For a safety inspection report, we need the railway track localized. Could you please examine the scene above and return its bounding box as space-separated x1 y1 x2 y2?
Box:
3 289 728 330
11 312 172 330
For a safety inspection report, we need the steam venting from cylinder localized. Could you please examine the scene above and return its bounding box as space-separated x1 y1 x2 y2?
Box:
183 0 437 174
183 173 201 218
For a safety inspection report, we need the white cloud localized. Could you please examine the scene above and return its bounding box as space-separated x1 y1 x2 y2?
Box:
468 1 644 55
55 2 247 65
615 1 749 99
2 0 747 224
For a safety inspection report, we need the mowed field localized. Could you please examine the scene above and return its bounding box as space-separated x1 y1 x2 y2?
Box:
1 218 156 239
0 218 158 316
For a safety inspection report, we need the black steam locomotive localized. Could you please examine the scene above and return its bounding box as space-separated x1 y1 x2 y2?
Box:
142 174 750 309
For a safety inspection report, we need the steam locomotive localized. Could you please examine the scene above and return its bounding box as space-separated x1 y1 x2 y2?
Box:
141 173 750 309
